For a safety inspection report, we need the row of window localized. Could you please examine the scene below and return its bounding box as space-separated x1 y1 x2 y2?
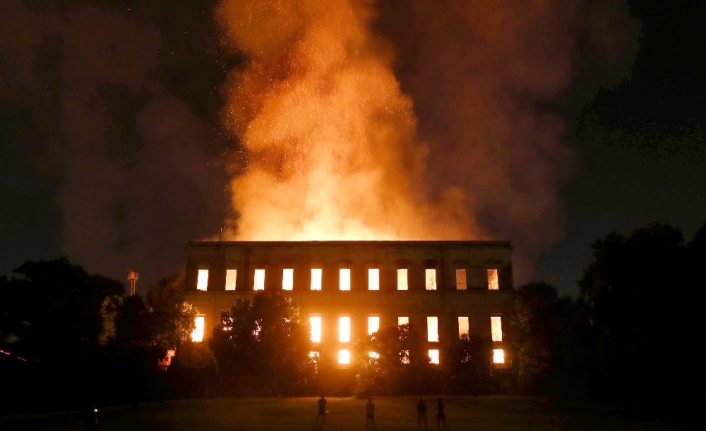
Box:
312 347 505 365
196 268 500 291
190 315 503 344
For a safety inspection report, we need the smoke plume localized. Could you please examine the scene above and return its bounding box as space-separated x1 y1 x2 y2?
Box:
217 0 637 280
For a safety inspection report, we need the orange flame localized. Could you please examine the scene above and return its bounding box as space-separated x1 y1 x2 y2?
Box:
216 0 477 241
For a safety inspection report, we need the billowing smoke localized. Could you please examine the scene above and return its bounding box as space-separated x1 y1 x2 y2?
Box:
216 0 637 281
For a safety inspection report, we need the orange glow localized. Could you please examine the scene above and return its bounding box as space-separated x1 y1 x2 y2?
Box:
400 350 410 364
253 269 265 290
191 316 205 342
398 316 409 326
197 270 208 291
455 268 467 290
338 349 351 364
225 269 237 291
428 349 440 364
491 316 503 342
368 269 379 290
368 316 380 335
282 269 293 290
339 268 350 291
488 268 499 290
216 0 477 243
339 316 351 342
458 316 469 337
368 351 380 359
310 316 322 343
493 349 505 364
425 269 437 290
397 269 408 290
311 269 322 291
427 316 439 342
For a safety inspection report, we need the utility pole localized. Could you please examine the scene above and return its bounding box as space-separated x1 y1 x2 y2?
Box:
127 268 139 296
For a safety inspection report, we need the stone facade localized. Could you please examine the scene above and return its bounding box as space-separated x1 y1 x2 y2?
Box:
182 240 514 368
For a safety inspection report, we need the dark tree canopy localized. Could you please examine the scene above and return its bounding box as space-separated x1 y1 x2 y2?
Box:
208 291 315 396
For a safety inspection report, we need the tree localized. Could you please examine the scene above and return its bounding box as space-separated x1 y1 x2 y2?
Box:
510 282 584 395
208 291 315 396
441 335 494 395
578 222 701 420
145 273 197 356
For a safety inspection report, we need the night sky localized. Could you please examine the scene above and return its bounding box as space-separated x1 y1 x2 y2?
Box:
1 0 704 295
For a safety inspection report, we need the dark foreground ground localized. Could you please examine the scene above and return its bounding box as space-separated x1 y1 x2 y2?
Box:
0 396 681 431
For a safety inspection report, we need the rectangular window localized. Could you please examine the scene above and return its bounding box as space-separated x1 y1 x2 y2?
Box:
191 316 205 342
368 268 379 290
491 316 503 342
429 349 440 365
400 350 410 364
339 268 350 291
254 269 265 291
282 269 293 291
425 269 437 290
458 316 469 338
397 269 408 290
368 316 380 335
339 316 351 342
311 269 322 290
493 348 505 364
310 316 322 343
368 351 380 359
197 269 209 291
456 268 467 290
338 349 350 364
427 316 439 342
309 351 319 362
225 269 237 291
398 316 409 326
487 268 499 290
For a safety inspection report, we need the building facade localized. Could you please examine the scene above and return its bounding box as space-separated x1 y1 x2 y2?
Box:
182 240 514 368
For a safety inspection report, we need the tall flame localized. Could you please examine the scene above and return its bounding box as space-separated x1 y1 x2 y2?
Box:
217 0 476 241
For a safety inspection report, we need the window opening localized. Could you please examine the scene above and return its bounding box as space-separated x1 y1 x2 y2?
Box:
458 316 469 337
487 268 499 290
493 348 505 364
311 268 322 290
338 349 350 364
310 316 322 343
427 316 439 342
398 316 409 326
397 269 408 290
191 316 205 342
368 316 380 335
339 268 350 291
254 269 265 291
491 316 503 341
425 269 437 290
368 268 379 290
429 349 440 364
225 269 236 291
455 268 467 290
197 270 208 291
282 269 293 291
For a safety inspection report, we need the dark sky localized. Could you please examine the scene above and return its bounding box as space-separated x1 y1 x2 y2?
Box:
1 0 704 295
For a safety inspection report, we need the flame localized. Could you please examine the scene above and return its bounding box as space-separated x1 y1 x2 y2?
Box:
216 0 476 241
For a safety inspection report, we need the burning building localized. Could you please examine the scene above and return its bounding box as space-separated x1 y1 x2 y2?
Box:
182 240 514 369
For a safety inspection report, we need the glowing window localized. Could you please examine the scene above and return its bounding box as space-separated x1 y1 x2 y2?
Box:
310 316 322 343
368 269 379 290
338 349 350 364
311 269 322 290
309 351 319 362
429 349 440 364
282 269 293 291
491 316 503 341
398 316 409 326
427 316 439 342
425 269 437 290
253 269 265 291
487 268 499 290
368 316 380 335
197 270 208 291
225 269 236 291
458 316 469 337
493 348 505 364
339 268 350 291
368 351 380 359
191 316 205 342
400 350 410 364
397 269 408 290
339 316 351 342
456 268 467 290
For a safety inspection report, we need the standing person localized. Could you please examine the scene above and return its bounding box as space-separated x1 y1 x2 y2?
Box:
417 398 428 428
436 398 446 429
366 397 376 430
315 395 327 428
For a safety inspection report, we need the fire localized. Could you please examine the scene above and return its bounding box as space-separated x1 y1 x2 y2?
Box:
216 0 476 241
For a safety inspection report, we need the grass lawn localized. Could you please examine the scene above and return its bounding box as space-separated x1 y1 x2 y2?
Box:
0 396 680 431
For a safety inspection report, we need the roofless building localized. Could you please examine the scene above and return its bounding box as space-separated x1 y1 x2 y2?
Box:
181 240 514 370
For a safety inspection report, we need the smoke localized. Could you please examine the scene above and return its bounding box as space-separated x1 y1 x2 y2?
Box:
216 0 637 281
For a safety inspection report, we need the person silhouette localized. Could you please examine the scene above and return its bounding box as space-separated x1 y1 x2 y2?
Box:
315 395 327 428
417 398 428 428
436 398 446 428
366 397 376 430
